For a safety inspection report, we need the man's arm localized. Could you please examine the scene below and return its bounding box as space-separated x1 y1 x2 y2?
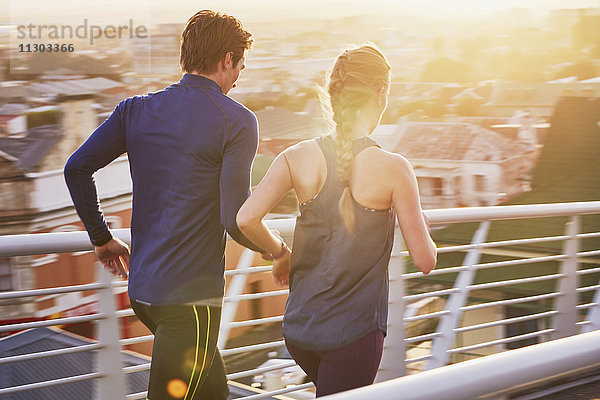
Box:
219 111 264 252
64 103 127 247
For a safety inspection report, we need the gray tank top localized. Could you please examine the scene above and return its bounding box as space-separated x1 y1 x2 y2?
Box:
282 134 395 351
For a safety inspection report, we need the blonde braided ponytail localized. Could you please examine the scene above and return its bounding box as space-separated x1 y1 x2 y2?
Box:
318 44 391 233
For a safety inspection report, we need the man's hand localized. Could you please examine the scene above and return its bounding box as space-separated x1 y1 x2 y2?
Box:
95 238 130 279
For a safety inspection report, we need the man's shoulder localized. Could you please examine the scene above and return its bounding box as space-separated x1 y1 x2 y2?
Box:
216 94 257 122
115 86 172 111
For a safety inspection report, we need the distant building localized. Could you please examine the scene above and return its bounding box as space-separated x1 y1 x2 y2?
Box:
428 96 600 351
482 82 600 118
373 121 537 209
0 95 134 343
453 110 549 149
256 102 327 157
0 327 150 398
0 96 286 352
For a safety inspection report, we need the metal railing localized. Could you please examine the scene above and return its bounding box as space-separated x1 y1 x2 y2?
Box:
0 201 599 399
322 329 600 400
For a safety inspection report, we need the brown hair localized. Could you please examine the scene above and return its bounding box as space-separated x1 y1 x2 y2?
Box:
319 44 391 232
180 10 253 74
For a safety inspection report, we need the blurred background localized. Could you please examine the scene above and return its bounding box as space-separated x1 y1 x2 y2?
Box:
0 1 599 397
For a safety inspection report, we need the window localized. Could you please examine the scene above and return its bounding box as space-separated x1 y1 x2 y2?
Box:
0 259 13 292
474 174 486 192
432 178 443 196
417 177 443 196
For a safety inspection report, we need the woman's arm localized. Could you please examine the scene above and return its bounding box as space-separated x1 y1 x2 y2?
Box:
236 152 294 285
391 155 437 274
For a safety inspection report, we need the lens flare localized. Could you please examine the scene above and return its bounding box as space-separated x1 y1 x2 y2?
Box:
166 379 187 399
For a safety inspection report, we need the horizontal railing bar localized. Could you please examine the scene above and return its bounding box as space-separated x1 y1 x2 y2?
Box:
226 360 298 380
403 265 468 279
480 235 569 247
0 203 597 259
577 250 600 258
123 363 151 374
404 288 460 301
0 343 102 365
423 202 600 224
119 334 154 346
436 235 570 255
332 330 600 400
111 280 128 288
448 329 555 354
473 255 567 271
467 274 564 291
237 382 315 400
405 354 433 363
461 292 561 312
0 371 104 395
577 266 600 275
227 315 284 329
225 266 273 276
0 313 106 333
221 340 285 357
576 285 600 293
577 321 590 326
126 391 148 400
436 244 479 254
455 311 558 334
0 282 105 300
404 332 442 344
224 289 289 303
0 229 130 257
404 310 450 322
576 303 596 310
577 232 600 239
403 254 568 280
115 308 136 318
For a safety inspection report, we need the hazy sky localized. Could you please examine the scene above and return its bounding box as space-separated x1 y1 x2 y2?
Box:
4 0 600 24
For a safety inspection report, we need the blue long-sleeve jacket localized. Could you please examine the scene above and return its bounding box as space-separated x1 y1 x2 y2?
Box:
64 74 262 305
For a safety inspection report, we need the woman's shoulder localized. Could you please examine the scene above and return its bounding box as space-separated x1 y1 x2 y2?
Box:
282 138 322 160
358 145 412 171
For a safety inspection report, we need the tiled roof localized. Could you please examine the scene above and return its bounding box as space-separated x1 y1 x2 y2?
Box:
0 86 38 101
256 107 324 141
392 122 525 161
0 327 149 399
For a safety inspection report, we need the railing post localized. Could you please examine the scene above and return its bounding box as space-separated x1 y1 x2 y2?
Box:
425 221 490 370
552 216 580 339
582 282 600 333
376 227 407 381
218 248 256 349
95 263 127 400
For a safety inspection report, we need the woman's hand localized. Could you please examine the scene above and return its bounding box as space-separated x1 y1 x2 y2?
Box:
272 246 291 287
